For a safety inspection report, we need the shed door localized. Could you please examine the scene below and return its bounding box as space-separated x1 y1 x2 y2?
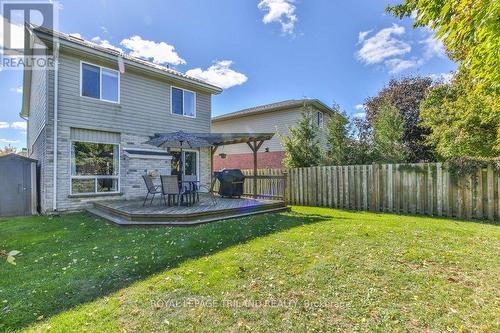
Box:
0 161 31 217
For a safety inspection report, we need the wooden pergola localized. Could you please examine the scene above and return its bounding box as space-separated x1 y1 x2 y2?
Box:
190 133 275 198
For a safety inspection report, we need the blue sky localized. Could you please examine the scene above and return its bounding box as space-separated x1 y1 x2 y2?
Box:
0 0 457 149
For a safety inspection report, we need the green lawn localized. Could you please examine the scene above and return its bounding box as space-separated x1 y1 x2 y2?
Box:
1 207 498 332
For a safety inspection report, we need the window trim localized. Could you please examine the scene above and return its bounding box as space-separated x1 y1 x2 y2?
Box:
69 140 121 196
170 85 197 118
80 61 121 104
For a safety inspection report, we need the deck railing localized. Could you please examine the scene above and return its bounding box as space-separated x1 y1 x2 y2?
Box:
241 169 287 200
213 169 287 201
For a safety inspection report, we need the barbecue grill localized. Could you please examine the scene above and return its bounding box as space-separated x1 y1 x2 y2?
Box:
215 169 245 198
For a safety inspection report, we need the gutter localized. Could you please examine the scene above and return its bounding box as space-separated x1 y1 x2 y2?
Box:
52 41 60 212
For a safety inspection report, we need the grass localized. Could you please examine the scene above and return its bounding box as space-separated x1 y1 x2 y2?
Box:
0 207 499 332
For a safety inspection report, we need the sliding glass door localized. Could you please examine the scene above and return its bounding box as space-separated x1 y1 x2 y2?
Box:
170 150 198 179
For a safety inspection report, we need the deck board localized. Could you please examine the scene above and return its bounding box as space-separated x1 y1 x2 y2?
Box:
89 194 288 226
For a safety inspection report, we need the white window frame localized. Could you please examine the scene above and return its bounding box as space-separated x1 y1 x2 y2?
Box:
69 140 121 196
80 61 121 104
170 86 197 118
317 111 324 129
170 148 200 180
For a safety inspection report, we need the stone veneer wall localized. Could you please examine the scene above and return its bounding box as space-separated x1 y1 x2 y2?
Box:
52 129 211 212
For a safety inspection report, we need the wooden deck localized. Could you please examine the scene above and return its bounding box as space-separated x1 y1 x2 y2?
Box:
88 194 288 226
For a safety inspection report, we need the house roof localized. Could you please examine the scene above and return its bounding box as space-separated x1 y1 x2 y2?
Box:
0 153 37 163
21 26 222 117
211 99 335 122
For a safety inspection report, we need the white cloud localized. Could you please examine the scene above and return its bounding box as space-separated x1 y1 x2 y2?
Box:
0 139 20 144
353 112 366 119
420 34 446 59
384 58 421 74
357 24 411 64
0 122 9 129
429 72 453 83
354 104 364 110
91 36 123 53
120 36 185 65
258 0 297 34
11 121 26 130
9 86 22 93
186 60 248 89
358 30 372 44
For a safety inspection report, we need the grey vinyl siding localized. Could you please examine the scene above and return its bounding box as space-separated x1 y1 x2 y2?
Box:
212 106 329 155
70 128 121 144
27 66 55 213
57 53 211 135
27 60 48 151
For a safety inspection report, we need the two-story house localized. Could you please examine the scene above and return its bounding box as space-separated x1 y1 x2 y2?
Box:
211 99 335 170
22 27 222 213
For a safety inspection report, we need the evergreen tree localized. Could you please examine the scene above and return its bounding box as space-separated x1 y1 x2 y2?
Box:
373 99 407 163
325 109 350 165
281 107 322 168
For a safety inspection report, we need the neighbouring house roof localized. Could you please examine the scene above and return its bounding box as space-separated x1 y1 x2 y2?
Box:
151 133 275 147
211 99 335 122
21 25 223 118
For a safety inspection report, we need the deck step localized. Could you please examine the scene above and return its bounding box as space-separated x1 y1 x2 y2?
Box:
88 203 289 226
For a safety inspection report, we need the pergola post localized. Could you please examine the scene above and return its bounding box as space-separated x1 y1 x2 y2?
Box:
247 140 264 198
210 145 218 178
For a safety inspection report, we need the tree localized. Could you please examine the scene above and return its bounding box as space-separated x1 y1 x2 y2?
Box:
281 107 322 168
420 71 499 159
365 76 434 162
0 145 17 156
387 0 499 94
373 99 407 163
388 0 500 158
325 109 350 165
347 118 376 165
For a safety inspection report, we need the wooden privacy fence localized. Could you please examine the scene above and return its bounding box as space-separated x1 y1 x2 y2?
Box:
286 163 500 221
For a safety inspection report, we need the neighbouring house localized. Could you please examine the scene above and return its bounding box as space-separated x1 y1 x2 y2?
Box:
211 99 335 170
22 27 223 214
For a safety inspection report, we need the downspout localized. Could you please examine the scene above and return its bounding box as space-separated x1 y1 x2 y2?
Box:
52 41 60 212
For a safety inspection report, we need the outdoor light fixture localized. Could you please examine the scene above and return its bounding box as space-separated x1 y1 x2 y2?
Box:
219 153 227 159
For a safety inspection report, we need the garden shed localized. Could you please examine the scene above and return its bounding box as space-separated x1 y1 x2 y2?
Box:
0 154 37 217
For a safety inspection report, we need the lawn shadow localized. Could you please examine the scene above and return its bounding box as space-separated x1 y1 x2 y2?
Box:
0 210 328 331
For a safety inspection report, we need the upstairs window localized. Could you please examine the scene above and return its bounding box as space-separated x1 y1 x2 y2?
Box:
317 112 324 129
81 62 120 103
171 87 196 117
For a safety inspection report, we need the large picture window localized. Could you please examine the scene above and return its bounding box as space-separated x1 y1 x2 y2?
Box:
171 87 196 117
81 62 120 103
71 141 120 195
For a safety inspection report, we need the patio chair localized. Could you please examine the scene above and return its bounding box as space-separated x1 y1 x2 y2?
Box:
182 175 199 204
198 175 219 205
142 175 162 206
161 175 188 207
